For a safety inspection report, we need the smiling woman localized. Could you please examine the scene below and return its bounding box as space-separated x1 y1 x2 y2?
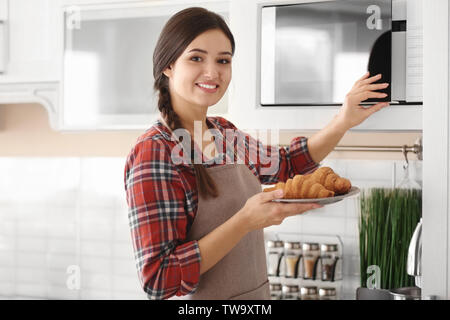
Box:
124 6 389 301
125 7 325 302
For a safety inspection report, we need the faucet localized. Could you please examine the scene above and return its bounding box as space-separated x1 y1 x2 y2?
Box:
407 218 422 288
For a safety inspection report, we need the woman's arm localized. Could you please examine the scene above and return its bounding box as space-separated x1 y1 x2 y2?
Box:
197 189 322 275
306 115 348 164
125 139 202 300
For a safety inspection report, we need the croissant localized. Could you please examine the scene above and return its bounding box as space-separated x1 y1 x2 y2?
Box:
307 167 352 195
286 176 334 199
263 166 351 199
263 182 285 193
264 176 334 199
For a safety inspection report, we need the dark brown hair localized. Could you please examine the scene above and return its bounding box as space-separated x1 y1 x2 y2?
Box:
153 7 235 199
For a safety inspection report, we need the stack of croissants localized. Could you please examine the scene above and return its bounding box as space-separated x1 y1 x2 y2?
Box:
263 166 352 199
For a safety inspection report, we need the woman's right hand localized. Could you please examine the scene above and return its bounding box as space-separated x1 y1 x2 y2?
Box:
237 189 323 233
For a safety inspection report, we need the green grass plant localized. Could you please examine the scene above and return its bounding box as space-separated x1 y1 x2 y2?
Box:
359 188 422 289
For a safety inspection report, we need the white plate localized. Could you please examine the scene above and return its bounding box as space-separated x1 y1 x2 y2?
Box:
271 186 360 205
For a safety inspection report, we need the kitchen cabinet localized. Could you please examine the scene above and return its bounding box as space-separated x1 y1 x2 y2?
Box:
0 0 61 129
60 0 230 130
3 0 423 131
0 0 60 82
228 0 423 131
0 0 6 74
0 0 230 131
422 0 450 300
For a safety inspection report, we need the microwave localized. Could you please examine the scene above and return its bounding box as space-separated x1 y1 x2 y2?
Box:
260 0 423 106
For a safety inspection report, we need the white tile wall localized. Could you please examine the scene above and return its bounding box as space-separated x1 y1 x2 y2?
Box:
0 158 146 300
0 157 421 300
264 158 422 300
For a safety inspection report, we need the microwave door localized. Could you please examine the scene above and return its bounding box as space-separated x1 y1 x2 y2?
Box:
260 0 392 106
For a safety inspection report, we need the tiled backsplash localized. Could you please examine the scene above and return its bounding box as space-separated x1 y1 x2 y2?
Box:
0 158 146 300
0 157 421 300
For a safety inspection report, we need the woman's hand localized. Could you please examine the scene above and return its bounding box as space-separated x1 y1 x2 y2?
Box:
335 72 390 130
237 189 323 233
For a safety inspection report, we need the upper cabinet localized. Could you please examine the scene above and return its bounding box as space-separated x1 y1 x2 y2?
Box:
61 0 230 130
0 0 60 83
0 0 7 74
0 0 61 129
229 0 423 131
0 0 230 131
0 0 423 131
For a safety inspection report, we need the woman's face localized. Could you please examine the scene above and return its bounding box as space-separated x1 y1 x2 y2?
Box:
164 29 232 109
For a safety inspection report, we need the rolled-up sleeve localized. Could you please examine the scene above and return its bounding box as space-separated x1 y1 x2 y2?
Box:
253 135 320 184
124 139 201 300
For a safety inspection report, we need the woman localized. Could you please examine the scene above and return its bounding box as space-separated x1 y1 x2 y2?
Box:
124 7 389 300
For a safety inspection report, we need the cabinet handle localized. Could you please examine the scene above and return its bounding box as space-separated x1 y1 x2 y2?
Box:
0 20 6 74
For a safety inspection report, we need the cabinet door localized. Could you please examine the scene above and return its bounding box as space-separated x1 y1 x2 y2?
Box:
0 0 59 82
61 1 230 130
0 0 6 74
422 0 450 300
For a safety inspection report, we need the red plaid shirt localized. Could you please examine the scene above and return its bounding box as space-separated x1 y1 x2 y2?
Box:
124 116 319 299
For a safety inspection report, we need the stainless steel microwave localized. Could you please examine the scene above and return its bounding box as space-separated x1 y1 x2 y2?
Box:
260 0 422 106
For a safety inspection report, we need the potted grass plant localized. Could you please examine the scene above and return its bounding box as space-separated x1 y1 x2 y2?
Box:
357 188 422 299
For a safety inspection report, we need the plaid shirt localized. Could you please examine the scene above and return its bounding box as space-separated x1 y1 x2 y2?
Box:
124 116 319 299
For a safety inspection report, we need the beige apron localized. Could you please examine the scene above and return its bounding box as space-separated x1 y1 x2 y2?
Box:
176 163 270 300
158 116 270 300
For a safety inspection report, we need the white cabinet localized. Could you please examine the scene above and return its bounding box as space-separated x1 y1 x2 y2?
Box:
0 0 61 129
1 0 423 132
422 0 450 300
0 0 60 82
0 0 7 74
60 0 230 130
228 0 423 131
0 0 231 130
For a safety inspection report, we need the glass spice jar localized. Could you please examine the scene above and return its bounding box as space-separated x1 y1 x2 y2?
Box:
284 241 302 278
266 240 284 277
302 243 320 280
319 287 337 300
320 244 339 281
282 284 299 300
300 286 318 300
269 283 282 300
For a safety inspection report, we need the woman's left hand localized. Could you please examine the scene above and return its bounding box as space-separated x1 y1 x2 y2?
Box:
335 72 390 130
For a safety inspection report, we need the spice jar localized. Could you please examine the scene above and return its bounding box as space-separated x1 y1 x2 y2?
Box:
282 285 299 300
300 286 318 300
302 243 320 279
269 283 282 300
266 240 284 276
284 241 302 278
320 244 339 281
319 287 337 300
